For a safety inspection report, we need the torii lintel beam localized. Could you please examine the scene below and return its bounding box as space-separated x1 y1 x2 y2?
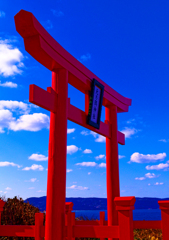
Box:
14 10 132 113
29 84 125 145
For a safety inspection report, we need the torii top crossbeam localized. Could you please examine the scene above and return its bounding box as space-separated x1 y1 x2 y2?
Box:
15 10 132 240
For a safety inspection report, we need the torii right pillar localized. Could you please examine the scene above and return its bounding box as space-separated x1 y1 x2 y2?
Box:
106 105 119 240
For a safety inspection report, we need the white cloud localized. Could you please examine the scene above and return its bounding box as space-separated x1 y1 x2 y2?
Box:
9 113 49 131
67 169 73 173
146 163 169 170
154 182 164 185
51 9 64 17
159 139 168 143
95 154 105 160
88 172 91 175
0 11 5 18
37 190 46 192
46 20 53 29
67 145 79 154
67 128 75 134
135 177 146 180
22 164 44 171
67 185 89 190
0 100 28 112
0 109 14 133
98 163 106 168
0 161 21 168
76 162 97 167
25 178 37 182
5 187 11 190
119 155 125 159
95 135 105 142
135 172 159 180
81 130 89 136
83 149 92 154
80 53 91 62
148 183 151 186
29 154 48 161
0 81 17 88
121 127 138 138
130 152 166 163
0 39 24 76
90 131 97 138
145 173 158 178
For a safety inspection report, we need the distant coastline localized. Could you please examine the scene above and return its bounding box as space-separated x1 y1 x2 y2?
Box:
24 196 169 212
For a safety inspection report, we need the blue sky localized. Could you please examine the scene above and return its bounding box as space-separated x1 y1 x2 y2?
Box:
0 0 169 200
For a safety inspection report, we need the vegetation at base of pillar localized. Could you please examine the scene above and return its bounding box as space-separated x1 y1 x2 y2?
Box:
0 195 45 240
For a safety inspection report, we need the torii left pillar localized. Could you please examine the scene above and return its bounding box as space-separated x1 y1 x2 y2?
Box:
31 69 68 240
46 69 68 240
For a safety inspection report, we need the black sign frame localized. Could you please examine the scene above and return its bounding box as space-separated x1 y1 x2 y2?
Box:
87 79 104 129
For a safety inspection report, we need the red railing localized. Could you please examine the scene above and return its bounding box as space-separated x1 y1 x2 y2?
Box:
0 197 169 239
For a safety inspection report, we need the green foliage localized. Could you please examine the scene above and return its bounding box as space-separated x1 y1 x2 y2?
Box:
0 195 41 240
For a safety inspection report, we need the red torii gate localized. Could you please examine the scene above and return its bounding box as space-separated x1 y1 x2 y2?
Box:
14 10 131 240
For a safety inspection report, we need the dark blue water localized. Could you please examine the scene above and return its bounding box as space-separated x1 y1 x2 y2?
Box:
73 209 161 221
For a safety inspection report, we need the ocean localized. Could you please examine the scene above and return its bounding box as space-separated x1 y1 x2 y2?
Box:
73 209 161 221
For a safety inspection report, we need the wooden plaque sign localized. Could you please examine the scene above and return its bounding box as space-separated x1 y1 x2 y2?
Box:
87 79 104 129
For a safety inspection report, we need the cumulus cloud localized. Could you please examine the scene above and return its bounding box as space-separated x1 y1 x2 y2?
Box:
67 145 79 154
67 169 73 173
121 127 138 138
22 164 44 171
67 128 75 134
67 185 89 190
135 177 145 180
0 109 14 132
0 161 21 168
95 135 105 142
135 173 159 180
76 162 97 167
98 163 106 168
95 154 105 160
130 152 166 163
146 163 169 170
5 187 11 190
9 113 49 131
25 178 37 182
0 11 5 18
119 155 125 159
145 173 158 178
29 154 48 161
80 53 91 62
51 9 64 17
0 81 17 88
81 130 89 136
154 182 163 185
0 39 24 76
88 172 91 175
159 139 168 143
83 149 92 154
0 100 28 112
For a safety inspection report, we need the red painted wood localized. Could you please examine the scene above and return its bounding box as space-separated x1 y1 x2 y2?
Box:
14 10 132 113
100 211 106 240
29 84 56 112
73 225 119 238
0 200 5 225
115 197 135 240
75 220 100 225
133 220 161 229
45 70 68 240
29 85 125 144
106 105 119 240
0 225 34 237
158 201 169 240
35 213 43 240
